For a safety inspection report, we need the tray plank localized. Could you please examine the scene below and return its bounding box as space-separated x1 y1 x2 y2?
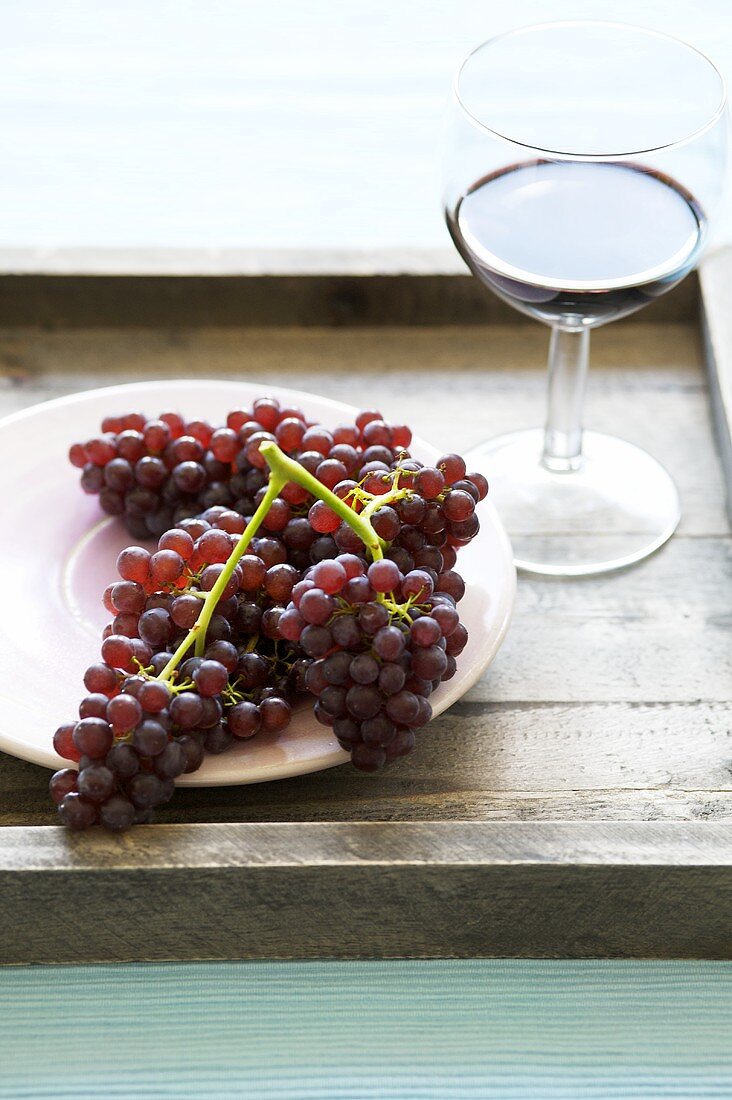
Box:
1 305 730 960
0 261 698 327
1 822 730 963
1 320 725 535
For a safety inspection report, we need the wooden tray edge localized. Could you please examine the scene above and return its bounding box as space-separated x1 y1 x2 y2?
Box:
2 822 730 963
0 254 699 326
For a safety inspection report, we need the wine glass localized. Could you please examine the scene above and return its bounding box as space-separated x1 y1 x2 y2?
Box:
444 21 728 576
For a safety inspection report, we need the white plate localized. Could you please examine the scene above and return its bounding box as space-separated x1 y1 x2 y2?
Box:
2 379 515 785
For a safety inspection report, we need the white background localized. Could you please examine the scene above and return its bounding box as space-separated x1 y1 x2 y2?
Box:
1 0 730 251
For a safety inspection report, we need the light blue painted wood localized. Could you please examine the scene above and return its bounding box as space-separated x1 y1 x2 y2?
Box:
0 1 730 252
0 961 730 1098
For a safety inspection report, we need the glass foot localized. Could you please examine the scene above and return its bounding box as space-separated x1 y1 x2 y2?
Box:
466 429 680 577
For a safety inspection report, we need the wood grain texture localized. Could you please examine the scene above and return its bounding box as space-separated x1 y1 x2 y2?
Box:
0 247 477 276
1 321 724 534
2 820 729 871
1 960 730 1100
0 321 729 815
0 312 730 960
0 823 730 962
701 249 732 521
0 269 699 327
3 701 731 827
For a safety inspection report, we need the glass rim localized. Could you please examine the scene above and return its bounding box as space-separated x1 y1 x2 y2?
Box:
453 20 728 160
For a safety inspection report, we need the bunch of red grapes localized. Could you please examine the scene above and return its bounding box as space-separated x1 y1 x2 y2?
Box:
53 398 487 830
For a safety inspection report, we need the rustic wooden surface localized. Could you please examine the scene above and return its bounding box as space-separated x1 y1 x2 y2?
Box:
1 307 731 959
0 265 698 328
1 319 730 824
1 822 731 963
701 250 732 521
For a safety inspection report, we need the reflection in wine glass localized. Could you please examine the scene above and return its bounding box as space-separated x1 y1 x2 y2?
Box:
444 22 728 576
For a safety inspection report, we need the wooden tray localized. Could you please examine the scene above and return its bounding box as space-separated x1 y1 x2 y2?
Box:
1 254 730 964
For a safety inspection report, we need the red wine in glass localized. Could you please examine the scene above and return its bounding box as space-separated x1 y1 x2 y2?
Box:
447 160 706 327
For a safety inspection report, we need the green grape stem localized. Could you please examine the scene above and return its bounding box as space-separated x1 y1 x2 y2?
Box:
258 441 388 560
156 440 410 682
157 472 286 677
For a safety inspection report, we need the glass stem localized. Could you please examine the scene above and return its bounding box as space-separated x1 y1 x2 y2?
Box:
542 324 590 472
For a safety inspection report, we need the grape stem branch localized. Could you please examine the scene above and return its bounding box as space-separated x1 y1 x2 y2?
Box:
259 441 388 560
156 440 400 681
158 472 286 675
